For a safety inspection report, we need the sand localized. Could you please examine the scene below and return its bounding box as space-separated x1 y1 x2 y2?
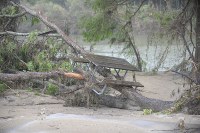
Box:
0 72 199 133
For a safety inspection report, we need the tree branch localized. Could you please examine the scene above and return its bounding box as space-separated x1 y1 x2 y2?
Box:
123 0 146 29
32 79 84 94
172 70 197 84
0 31 60 37
11 2 86 54
0 11 26 18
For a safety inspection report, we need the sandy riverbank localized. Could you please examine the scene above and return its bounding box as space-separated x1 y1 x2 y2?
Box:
0 72 199 133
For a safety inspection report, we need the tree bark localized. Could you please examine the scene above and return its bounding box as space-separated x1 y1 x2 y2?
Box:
120 88 173 111
0 71 84 82
195 0 200 84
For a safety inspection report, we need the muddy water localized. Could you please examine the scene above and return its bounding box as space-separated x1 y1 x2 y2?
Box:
74 32 189 72
7 113 200 133
81 44 186 71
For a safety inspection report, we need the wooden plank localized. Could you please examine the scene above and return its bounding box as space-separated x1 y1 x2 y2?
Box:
84 53 138 71
98 79 144 87
70 56 89 63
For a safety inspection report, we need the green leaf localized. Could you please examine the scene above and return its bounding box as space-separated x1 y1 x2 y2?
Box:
31 17 40 26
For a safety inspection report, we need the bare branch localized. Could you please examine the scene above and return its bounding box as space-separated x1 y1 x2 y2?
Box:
176 0 191 20
0 31 60 37
172 70 197 84
0 31 59 37
180 32 195 61
123 0 146 29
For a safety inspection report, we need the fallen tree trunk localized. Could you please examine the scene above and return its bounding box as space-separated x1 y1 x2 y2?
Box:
98 94 141 110
0 71 84 82
90 85 172 111
121 88 173 111
70 68 173 111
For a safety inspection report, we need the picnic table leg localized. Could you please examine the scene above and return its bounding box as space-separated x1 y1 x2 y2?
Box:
92 84 107 95
122 70 128 79
86 63 90 71
114 69 121 77
72 62 77 68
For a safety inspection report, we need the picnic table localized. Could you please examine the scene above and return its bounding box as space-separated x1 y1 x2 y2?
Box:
70 53 143 95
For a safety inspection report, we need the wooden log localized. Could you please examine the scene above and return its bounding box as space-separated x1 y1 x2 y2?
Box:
64 73 85 80
0 71 84 82
120 88 173 111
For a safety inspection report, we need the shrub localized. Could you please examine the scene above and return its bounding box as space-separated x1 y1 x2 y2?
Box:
46 83 59 96
0 83 8 94
143 109 153 115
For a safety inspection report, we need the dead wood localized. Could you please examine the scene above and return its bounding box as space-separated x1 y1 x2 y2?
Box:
0 71 84 82
0 31 60 37
98 94 141 110
64 72 85 80
120 88 173 111
72 68 172 111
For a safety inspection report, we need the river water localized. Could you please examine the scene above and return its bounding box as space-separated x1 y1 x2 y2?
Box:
79 43 186 71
